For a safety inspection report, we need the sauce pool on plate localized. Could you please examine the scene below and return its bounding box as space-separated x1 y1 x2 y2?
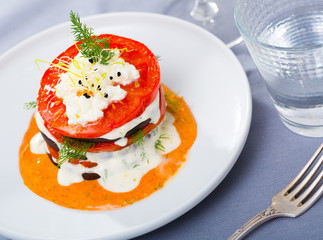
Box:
19 85 197 210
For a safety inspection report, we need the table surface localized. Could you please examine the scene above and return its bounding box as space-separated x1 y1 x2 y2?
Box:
1 0 322 239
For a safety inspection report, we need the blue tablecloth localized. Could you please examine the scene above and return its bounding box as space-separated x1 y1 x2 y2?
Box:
1 0 322 239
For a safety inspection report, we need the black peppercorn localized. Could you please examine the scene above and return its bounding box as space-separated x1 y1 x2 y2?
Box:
83 93 91 99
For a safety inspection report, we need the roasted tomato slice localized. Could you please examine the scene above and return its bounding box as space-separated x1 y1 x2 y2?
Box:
37 34 160 139
43 88 166 152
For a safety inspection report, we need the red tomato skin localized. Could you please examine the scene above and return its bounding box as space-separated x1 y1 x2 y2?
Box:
37 34 160 139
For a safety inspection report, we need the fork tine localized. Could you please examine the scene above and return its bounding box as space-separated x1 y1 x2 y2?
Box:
298 180 323 216
282 144 323 200
288 155 323 200
296 169 323 207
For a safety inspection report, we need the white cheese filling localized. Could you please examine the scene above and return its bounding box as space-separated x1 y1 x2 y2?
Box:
54 51 140 125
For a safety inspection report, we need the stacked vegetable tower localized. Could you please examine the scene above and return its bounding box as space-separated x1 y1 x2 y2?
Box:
36 12 165 182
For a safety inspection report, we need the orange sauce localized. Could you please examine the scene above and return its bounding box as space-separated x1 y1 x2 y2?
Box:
19 85 197 210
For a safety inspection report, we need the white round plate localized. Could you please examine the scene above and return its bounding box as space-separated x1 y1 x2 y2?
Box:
0 12 251 240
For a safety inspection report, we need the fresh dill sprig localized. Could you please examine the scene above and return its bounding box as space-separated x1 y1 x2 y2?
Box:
159 133 168 139
70 11 93 44
70 11 114 64
155 55 161 61
130 130 148 161
24 101 37 110
164 91 181 113
155 139 165 152
155 133 168 152
57 137 94 167
130 130 145 147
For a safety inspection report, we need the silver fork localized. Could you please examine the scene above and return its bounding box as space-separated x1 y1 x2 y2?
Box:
228 143 323 240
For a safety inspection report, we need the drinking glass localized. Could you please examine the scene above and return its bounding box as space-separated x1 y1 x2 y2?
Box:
235 0 323 137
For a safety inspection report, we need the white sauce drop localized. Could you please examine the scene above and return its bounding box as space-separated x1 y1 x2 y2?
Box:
114 137 128 147
30 132 47 154
57 162 85 186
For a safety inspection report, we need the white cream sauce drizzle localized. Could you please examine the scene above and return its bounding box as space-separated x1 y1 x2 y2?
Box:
58 112 180 192
31 112 180 193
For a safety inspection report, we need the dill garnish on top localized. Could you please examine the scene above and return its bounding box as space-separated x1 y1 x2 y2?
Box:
70 11 114 65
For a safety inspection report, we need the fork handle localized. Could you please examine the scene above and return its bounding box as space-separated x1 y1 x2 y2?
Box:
228 205 282 240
